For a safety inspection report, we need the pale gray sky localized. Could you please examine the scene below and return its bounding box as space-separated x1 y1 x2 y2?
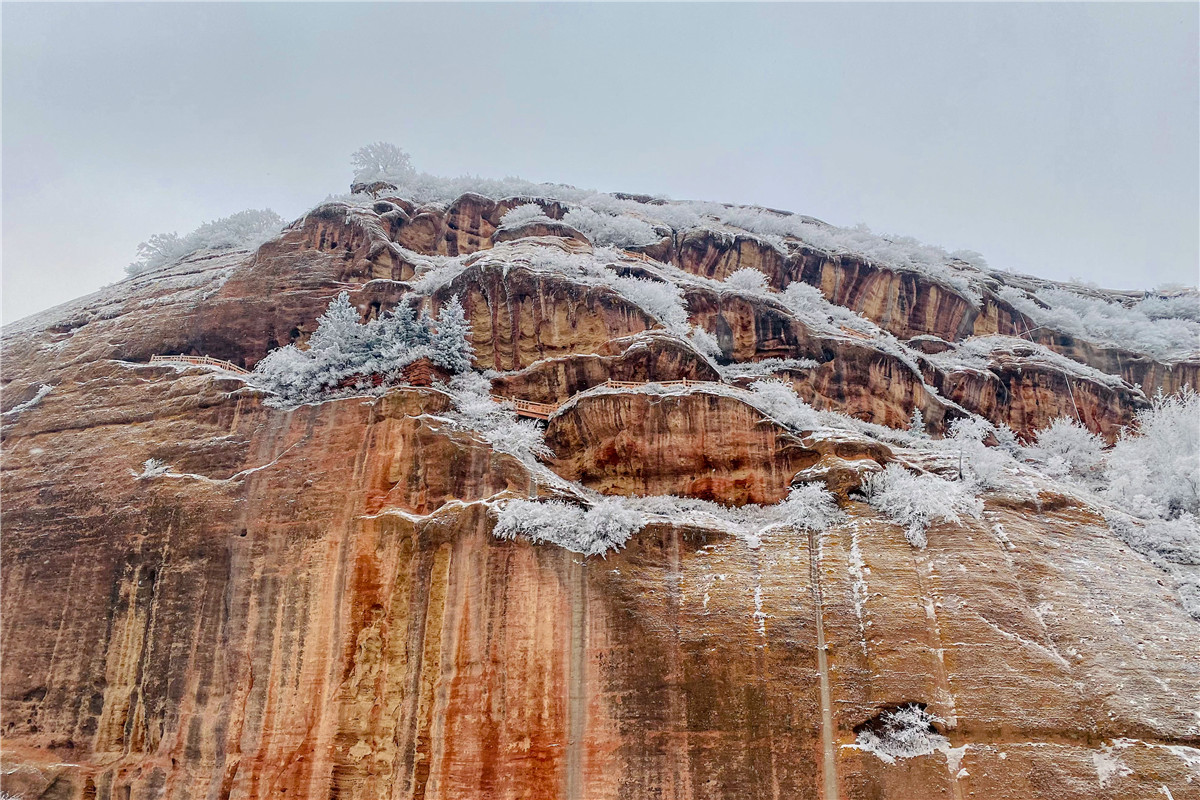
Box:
3 2 1197 324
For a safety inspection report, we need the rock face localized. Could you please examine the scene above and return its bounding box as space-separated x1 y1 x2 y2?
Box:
683 289 958 432
431 257 657 373
490 334 720 406
547 390 821 504
3 192 1198 800
917 341 1150 442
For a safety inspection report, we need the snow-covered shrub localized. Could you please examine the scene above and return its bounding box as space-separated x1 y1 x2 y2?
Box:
992 423 1023 456
1104 387 1200 520
583 498 648 552
499 202 551 229
745 379 821 431
1026 417 1105 481
1109 514 1200 566
863 464 982 548
563 206 660 247
485 417 550 461
445 372 550 462
494 497 645 556
718 357 819 380
351 141 416 184
997 286 1200 361
495 499 586 547
1140 293 1200 323
947 416 1013 489
609 275 690 334
127 209 284 275
781 282 858 329
855 704 948 764
689 326 723 359
134 458 170 479
723 267 770 293
782 484 843 531
252 292 473 405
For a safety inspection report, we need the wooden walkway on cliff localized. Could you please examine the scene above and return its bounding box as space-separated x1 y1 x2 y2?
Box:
494 378 710 421
150 354 249 374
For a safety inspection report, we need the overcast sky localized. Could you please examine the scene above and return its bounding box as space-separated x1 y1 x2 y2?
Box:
3 2 1197 324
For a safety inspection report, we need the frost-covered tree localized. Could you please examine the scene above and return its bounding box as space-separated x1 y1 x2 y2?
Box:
689 326 723 359
907 407 926 437
444 372 549 462
351 142 415 184
1104 388 1200 520
308 292 372 356
782 484 843 531
376 301 430 362
608 275 690 335
252 292 473 404
431 296 475 373
724 267 770 293
1026 417 1105 482
562 206 659 247
583 498 648 553
134 458 171 479
745 379 821 431
127 209 284 276
863 464 982 548
494 497 646 556
130 233 189 275
949 416 1013 489
855 705 948 763
500 202 552 229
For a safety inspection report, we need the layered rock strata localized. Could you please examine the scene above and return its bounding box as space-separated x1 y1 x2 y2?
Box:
2 190 1198 800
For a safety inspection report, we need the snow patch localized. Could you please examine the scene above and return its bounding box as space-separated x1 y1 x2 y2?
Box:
2 384 52 418
852 705 949 764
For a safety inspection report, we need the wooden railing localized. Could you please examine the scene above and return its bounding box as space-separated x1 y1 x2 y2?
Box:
150 354 249 375
497 397 559 420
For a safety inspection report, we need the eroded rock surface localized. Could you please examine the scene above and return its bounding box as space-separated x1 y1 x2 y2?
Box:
2 192 1197 800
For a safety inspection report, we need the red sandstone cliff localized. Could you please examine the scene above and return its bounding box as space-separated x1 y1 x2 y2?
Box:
2 191 1197 800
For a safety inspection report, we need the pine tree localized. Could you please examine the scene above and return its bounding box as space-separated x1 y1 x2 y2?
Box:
908 407 926 437
377 301 428 363
308 292 363 353
431 296 475 373
305 292 372 389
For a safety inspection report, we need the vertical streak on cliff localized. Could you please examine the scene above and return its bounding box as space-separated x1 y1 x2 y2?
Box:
912 549 964 800
381 530 418 800
751 548 782 800
310 399 389 800
411 542 452 800
565 557 587 800
808 529 839 800
94 546 160 755
128 539 165 755
663 527 693 800
42 555 79 736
